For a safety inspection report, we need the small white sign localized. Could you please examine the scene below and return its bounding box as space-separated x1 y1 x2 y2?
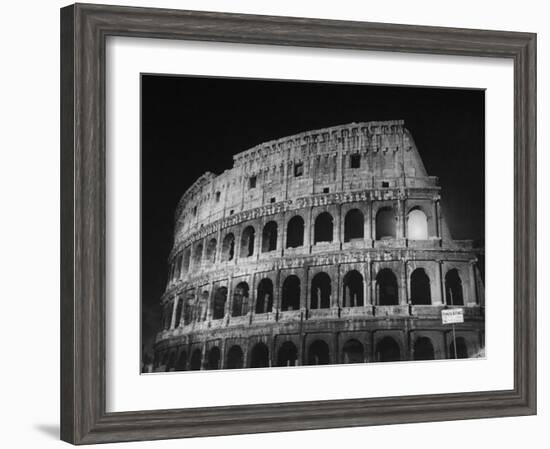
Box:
442 308 464 324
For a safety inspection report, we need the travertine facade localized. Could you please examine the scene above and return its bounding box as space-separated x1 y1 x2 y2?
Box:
153 120 485 371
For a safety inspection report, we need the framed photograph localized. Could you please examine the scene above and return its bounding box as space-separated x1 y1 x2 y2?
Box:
60 3 536 444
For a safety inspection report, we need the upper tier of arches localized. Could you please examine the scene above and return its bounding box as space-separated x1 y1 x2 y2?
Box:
174 121 439 238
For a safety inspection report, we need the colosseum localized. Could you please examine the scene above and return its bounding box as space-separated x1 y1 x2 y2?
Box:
152 120 485 372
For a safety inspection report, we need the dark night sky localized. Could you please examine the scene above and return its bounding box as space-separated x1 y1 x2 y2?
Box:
141 75 485 359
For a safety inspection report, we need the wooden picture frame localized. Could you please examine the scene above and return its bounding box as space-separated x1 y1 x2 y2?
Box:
60 3 536 444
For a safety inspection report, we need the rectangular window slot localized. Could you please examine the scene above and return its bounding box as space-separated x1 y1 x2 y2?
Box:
323 187 330 193
350 153 361 168
294 162 304 177
249 176 257 189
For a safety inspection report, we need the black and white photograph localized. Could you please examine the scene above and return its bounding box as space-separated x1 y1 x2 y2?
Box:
141 75 486 373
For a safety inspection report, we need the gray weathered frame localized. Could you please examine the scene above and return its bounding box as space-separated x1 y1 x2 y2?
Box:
60 3 536 445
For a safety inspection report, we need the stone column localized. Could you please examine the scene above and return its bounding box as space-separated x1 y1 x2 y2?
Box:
206 281 214 322
363 261 371 308
333 264 341 309
432 199 439 238
200 341 207 370
225 275 233 324
219 339 227 370
435 260 445 305
307 206 314 252
279 213 286 257
400 260 408 305
468 260 478 306
170 295 179 330
301 267 309 312
371 263 378 305
274 270 281 316
215 227 222 264
334 204 342 248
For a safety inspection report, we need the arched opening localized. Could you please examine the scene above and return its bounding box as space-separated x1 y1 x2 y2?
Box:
256 278 273 314
166 351 177 371
176 351 187 371
174 298 183 328
445 269 464 305
277 341 298 367
182 249 190 274
192 242 203 268
449 336 469 359
240 226 255 257
307 340 330 365
212 286 227 319
342 270 364 307
286 215 304 248
344 209 364 241
410 268 431 305
221 233 235 261
190 349 202 370
376 269 399 305
206 347 221 370
407 208 428 240
310 272 331 309
414 337 435 360
281 275 300 311
249 342 269 368
206 238 217 263
342 339 364 364
261 221 278 252
376 207 396 240
314 212 334 243
226 345 244 369
175 254 183 279
183 298 193 325
376 337 401 362
232 282 249 317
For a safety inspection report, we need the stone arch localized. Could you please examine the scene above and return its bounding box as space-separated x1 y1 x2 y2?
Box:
310 272 331 309
212 286 227 319
344 208 364 241
206 346 221 370
166 351 177 371
414 336 435 360
342 339 364 364
445 268 464 305
226 345 244 369
407 207 428 240
232 281 249 317
249 342 270 368
256 278 273 314
376 206 396 240
449 336 469 359
286 215 304 248
182 248 190 274
375 336 401 362
376 268 399 305
281 275 300 311
174 298 183 327
314 211 334 243
342 270 364 307
240 226 255 257
410 268 431 305
192 242 203 268
307 340 330 365
277 341 298 367
221 233 235 261
206 238 217 263
176 350 187 370
261 221 278 252
189 348 202 370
